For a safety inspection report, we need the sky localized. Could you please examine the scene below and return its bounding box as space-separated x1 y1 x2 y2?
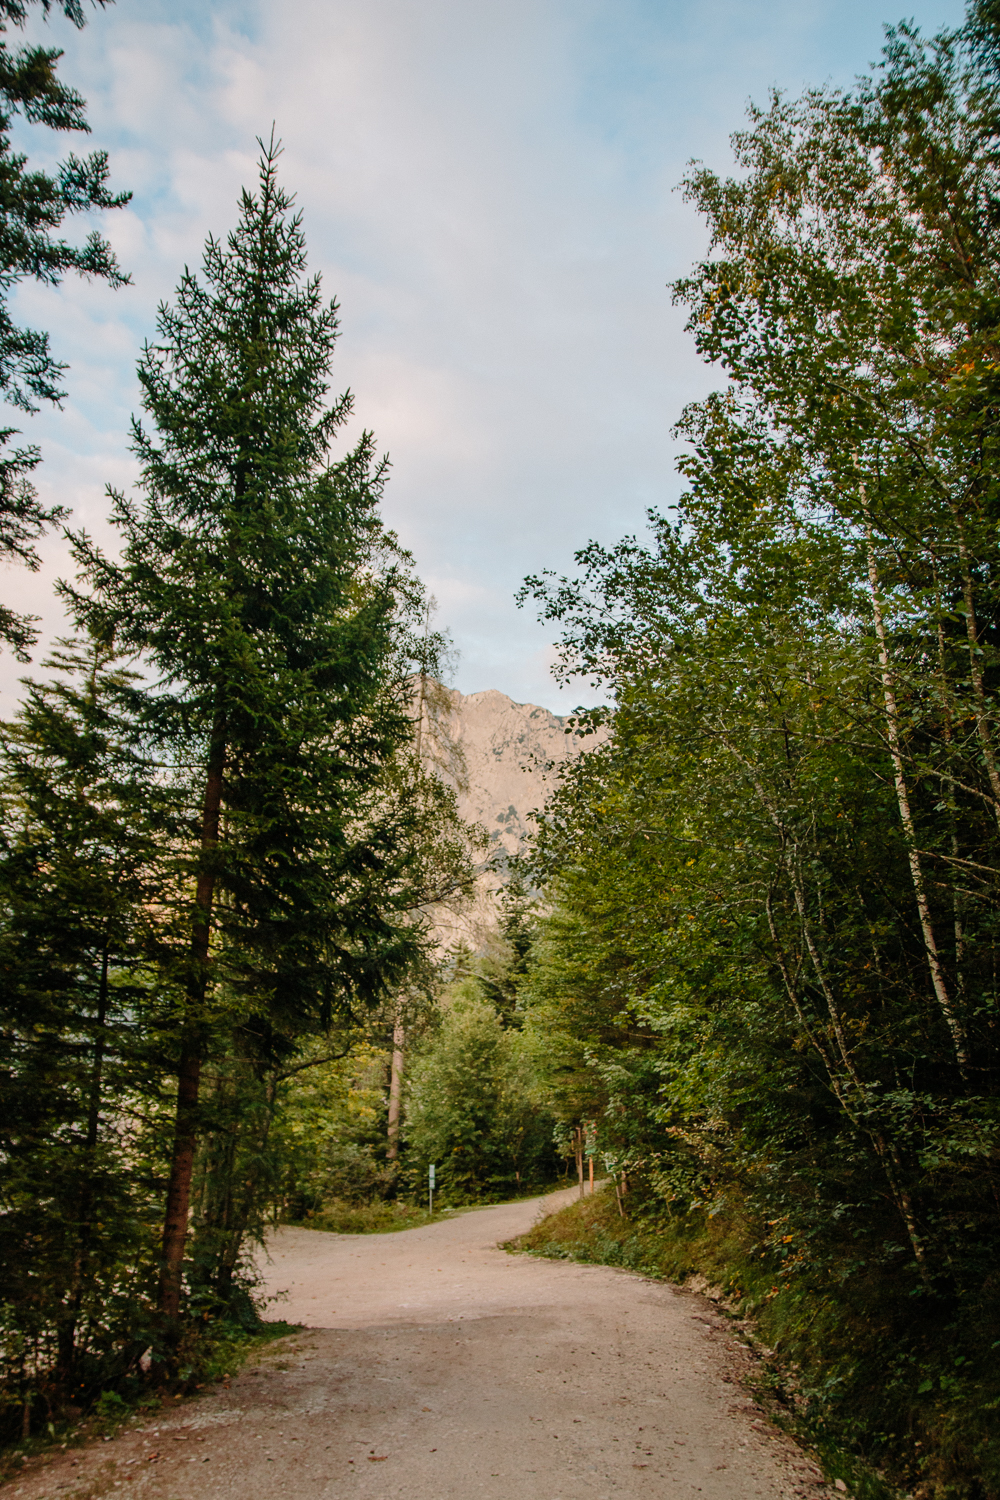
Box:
0 0 967 713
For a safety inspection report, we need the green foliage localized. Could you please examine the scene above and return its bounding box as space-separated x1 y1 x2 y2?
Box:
515 5 1000 1495
404 980 558 1201
0 633 173 1400
266 1040 396 1217
0 140 477 1423
0 0 127 657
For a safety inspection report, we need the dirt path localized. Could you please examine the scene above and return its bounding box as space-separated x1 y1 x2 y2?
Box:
10 1190 840 1500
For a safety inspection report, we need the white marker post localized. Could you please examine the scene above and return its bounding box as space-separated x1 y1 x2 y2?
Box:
428 1162 436 1216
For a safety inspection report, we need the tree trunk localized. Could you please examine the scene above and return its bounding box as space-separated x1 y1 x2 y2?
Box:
953 516 1000 828
860 502 968 1073
157 715 226 1319
935 598 967 1000
57 943 110 1379
158 1039 202 1319
387 1015 405 1162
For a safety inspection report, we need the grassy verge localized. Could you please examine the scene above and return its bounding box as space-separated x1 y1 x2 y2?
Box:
0 1318 299 1479
293 1180 574 1235
508 1192 999 1500
291 1199 463 1233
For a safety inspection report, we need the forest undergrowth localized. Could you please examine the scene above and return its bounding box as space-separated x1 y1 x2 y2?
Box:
511 1192 999 1500
0 1318 300 1488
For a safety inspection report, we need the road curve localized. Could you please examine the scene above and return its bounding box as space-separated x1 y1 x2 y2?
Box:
13 1190 838 1500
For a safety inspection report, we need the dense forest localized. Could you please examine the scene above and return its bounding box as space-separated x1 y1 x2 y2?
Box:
0 0 484 1435
516 3 1000 1494
2 0 1000 1496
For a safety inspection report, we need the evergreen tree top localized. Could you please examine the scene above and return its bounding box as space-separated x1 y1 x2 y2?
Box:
0 1 111 29
136 135 348 501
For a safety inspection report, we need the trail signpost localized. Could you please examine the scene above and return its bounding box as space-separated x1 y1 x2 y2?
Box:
429 1162 436 1216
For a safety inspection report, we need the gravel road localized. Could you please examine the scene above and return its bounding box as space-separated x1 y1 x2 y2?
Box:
9 1189 841 1500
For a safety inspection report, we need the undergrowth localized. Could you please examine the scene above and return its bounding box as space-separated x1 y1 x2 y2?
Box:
509 1193 1000 1500
0 1317 299 1475
293 1199 457 1234
294 1179 573 1235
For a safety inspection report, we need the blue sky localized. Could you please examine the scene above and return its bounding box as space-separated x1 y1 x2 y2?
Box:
1 0 966 712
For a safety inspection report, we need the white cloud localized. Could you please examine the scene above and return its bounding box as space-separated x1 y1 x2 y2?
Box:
0 0 966 712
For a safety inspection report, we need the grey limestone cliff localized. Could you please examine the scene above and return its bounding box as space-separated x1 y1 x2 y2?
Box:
423 685 586 949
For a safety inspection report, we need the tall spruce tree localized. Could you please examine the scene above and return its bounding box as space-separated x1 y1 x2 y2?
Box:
70 139 435 1321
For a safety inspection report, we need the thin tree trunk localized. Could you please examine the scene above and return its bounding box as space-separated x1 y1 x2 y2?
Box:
216 1078 276 1301
158 714 226 1319
57 943 110 1379
84 949 108 1154
575 1127 584 1200
953 517 1000 828
768 879 930 1279
860 496 968 1073
765 887 842 1086
871 1134 931 1285
384 649 424 1169
935 597 966 997
387 1015 405 1163
721 735 864 1086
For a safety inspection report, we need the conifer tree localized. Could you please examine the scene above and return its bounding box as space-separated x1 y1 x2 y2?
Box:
0 0 128 657
0 631 166 1387
70 139 441 1321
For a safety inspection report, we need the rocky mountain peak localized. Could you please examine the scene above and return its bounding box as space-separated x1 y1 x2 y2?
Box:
419 683 591 948
444 686 579 856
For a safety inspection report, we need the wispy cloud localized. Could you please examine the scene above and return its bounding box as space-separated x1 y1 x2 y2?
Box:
0 0 965 711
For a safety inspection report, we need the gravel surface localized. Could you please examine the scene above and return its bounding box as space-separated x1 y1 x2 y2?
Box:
8 1189 842 1500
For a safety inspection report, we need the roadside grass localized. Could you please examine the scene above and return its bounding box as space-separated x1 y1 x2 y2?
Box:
0 1319 299 1479
291 1199 456 1234
293 1179 575 1235
507 1192 1000 1500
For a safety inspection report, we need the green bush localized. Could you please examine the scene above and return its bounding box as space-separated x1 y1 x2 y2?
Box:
295 1199 442 1234
404 983 558 1203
